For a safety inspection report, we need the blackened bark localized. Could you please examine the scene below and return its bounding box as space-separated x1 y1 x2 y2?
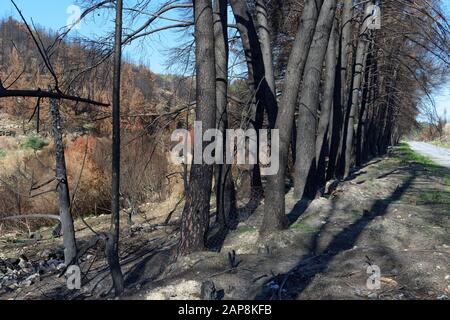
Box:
294 0 337 199
327 0 353 179
229 0 277 199
261 0 324 235
179 0 216 255
316 19 337 187
356 43 374 166
339 0 354 114
229 0 277 128
256 0 276 97
50 99 77 266
108 0 125 296
343 5 371 178
213 0 237 231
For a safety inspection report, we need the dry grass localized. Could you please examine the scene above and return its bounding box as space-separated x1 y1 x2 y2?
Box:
0 131 177 235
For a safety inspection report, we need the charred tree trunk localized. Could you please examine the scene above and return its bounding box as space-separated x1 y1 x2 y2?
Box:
213 0 237 232
108 0 125 296
356 42 374 166
327 0 353 180
179 0 216 255
229 0 277 128
230 0 278 200
343 5 371 178
256 0 276 98
261 0 324 235
50 99 77 266
294 0 337 199
316 19 338 187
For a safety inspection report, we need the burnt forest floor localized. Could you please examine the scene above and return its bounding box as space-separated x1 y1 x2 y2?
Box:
0 143 449 300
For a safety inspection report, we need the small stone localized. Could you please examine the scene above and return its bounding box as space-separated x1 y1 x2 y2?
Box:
368 292 378 299
40 249 51 259
437 294 448 300
18 255 29 269
267 281 280 291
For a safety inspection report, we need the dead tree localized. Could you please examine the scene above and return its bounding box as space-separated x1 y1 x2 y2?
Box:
343 3 371 178
106 0 125 296
327 0 354 180
261 0 324 235
316 19 338 187
229 0 277 199
50 98 77 265
213 0 237 232
178 0 217 256
294 0 337 199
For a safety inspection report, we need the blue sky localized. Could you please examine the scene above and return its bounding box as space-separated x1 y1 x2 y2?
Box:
0 0 449 120
0 0 188 74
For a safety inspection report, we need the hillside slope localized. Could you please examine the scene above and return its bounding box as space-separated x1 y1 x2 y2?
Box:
0 145 448 300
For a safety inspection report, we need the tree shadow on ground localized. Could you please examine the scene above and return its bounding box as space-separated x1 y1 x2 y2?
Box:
255 168 417 299
287 199 311 225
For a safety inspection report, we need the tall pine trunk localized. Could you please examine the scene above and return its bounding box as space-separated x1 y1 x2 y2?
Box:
294 0 337 199
261 0 324 235
50 99 77 266
107 0 125 295
213 0 237 232
229 0 278 200
178 0 216 255
256 0 276 99
316 20 338 187
327 0 353 180
343 4 371 178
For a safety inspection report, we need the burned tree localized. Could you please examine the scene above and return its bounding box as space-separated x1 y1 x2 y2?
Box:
106 0 125 295
294 0 337 199
261 0 324 234
178 0 217 255
49 98 77 265
213 0 237 233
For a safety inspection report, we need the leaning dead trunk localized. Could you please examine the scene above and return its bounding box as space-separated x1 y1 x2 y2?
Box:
229 0 278 200
256 0 276 98
261 0 324 235
213 0 237 232
108 0 125 295
50 98 77 266
178 0 216 255
294 0 337 199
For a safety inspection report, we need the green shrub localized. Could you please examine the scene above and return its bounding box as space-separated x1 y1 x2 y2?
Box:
0 148 6 158
22 135 49 151
82 122 94 130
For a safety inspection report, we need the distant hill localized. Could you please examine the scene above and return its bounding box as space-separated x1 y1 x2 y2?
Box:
0 17 193 135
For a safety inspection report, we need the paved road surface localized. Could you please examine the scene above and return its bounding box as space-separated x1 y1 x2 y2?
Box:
408 141 450 169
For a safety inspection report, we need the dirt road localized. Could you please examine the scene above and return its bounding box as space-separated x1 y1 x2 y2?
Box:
408 141 450 169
